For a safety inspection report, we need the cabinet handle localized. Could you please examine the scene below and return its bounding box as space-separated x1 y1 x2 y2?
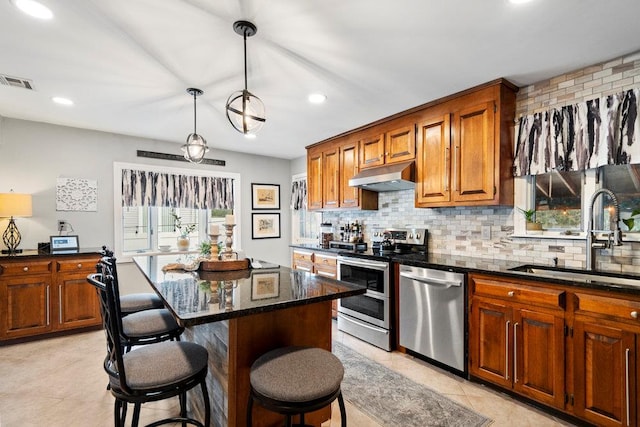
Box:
513 322 519 384
625 348 630 427
77 263 82 269
296 265 312 272
454 145 460 192
505 320 510 380
444 147 450 191
631 311 638 319
316 270 335 278
23 266 29 272
59 285 63 324
46 285 50 326
507 291 514 297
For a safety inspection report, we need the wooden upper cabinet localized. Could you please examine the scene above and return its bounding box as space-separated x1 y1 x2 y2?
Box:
359 125 416 169
339 140 360 208
385 125 416 164
322 144 340 209
416 80 516 208
454 101 495 203
307 146 323 210
359 133 385 168
416 114 451 205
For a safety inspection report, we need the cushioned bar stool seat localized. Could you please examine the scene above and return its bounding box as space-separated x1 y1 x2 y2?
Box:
120 292 164 315
247 346 347 427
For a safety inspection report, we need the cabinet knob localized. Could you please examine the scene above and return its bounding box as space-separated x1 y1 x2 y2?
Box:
77 263 82 269
507 291 514 297
23 266 29 272
631 311 638 319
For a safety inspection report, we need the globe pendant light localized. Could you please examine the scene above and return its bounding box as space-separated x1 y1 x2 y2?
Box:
226 20 265 137
182 88 209 163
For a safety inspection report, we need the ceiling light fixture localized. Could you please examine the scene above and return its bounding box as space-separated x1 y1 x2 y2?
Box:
225 20 265 138
12 0 53 20
52 96 73 106
181 88 209 164
308 93 327 104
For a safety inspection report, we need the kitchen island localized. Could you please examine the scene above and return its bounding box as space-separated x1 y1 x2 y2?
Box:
133 255 366 427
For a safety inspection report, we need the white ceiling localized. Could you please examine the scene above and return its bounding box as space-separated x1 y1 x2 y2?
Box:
2 0 640 160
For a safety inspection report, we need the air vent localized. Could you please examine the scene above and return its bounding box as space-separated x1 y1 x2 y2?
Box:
0 74 34 90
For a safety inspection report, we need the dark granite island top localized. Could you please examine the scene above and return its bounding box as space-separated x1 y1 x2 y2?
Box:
133 254 365 327
133 254 365 427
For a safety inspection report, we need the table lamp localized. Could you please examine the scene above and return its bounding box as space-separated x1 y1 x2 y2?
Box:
0 192 33 254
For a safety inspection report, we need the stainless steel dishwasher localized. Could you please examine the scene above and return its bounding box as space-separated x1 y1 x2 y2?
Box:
399 264 466 375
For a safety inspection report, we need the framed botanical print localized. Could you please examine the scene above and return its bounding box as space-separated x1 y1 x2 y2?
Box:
251 213 281 239
251 183 280 210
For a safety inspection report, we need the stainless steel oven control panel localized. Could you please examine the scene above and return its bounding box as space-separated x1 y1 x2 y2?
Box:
383 228 427 245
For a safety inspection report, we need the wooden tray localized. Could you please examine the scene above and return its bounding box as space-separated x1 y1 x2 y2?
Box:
199 258 250 272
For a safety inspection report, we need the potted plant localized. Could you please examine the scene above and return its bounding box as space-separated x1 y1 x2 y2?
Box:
622 208 640 231
170 210 196 251
518 208 543 232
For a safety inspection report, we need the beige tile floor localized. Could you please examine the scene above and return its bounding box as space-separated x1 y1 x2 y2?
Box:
0 322 576 427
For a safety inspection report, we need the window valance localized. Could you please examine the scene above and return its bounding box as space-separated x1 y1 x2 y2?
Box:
290 178 307 210
121 169 234 209
513 87 639 176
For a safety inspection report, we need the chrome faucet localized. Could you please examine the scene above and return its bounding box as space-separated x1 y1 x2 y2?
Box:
586 188 623 271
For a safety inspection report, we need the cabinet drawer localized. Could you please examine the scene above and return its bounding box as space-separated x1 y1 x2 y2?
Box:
0 260 52 276
314 254 337 267
575 292 640 322
293 251 314 263
57 258 99 273
472 277 565 309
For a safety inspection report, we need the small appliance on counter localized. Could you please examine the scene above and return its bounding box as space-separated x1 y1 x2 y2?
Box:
329 240 367 252
319 222 334 249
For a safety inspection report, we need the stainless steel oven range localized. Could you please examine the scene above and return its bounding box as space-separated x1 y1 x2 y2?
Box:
337 255 391 351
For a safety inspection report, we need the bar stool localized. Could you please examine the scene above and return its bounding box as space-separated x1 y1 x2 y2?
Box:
87 272 211 427
100 246 164 315
247 346 347 427
96 253 183 352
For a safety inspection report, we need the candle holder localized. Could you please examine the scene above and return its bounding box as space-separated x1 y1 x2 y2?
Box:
220 223 236 260
208 232 220 261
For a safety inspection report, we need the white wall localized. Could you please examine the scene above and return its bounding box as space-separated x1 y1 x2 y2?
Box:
0 117 293 269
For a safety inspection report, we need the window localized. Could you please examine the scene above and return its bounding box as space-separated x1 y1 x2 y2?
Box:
533 171 583 231
602 164 640 232
114 162 241 260
290 174 321 244
121 206 232 252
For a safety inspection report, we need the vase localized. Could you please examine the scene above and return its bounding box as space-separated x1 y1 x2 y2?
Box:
177 235 190 251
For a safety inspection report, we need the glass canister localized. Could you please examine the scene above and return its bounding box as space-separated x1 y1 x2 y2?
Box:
320 223 334 248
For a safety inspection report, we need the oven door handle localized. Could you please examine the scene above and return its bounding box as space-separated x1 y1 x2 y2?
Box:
338 257 388 271
400 272 462 288
338 313 390 334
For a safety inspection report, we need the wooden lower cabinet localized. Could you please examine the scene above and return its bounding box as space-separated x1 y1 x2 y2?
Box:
470 278 565 409
291 249 339 318
0 253 101 342
470 273 640 426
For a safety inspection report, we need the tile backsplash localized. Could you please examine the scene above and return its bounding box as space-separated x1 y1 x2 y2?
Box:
321 189 640 274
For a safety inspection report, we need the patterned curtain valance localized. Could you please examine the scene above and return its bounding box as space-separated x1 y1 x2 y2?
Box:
122 169 234 209
290 178 307 210
513 87 640 176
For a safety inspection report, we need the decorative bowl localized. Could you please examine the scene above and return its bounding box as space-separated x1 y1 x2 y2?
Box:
158 245 171 252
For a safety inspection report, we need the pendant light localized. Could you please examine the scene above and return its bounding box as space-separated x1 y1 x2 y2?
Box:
182 88 209 163
226 20 265 138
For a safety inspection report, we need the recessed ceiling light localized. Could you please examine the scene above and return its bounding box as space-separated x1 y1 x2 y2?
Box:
308 93 327 104
12 0 53 20
52 96 73 106
245 133 257 139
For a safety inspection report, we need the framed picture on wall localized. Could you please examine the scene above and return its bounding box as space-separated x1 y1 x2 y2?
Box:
251 213 281 239
251 183 280 210
251 272 280 300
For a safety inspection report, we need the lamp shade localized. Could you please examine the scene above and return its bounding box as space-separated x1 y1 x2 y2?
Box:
0 193 33 218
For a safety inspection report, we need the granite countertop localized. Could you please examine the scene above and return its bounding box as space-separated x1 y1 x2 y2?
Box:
0 247 103 260
290 244 640 296
133 254 366 327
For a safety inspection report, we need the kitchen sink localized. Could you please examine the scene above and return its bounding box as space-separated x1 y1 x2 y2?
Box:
509 264 640 288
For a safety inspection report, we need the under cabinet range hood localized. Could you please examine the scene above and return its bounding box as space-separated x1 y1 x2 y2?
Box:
349 161 415 192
